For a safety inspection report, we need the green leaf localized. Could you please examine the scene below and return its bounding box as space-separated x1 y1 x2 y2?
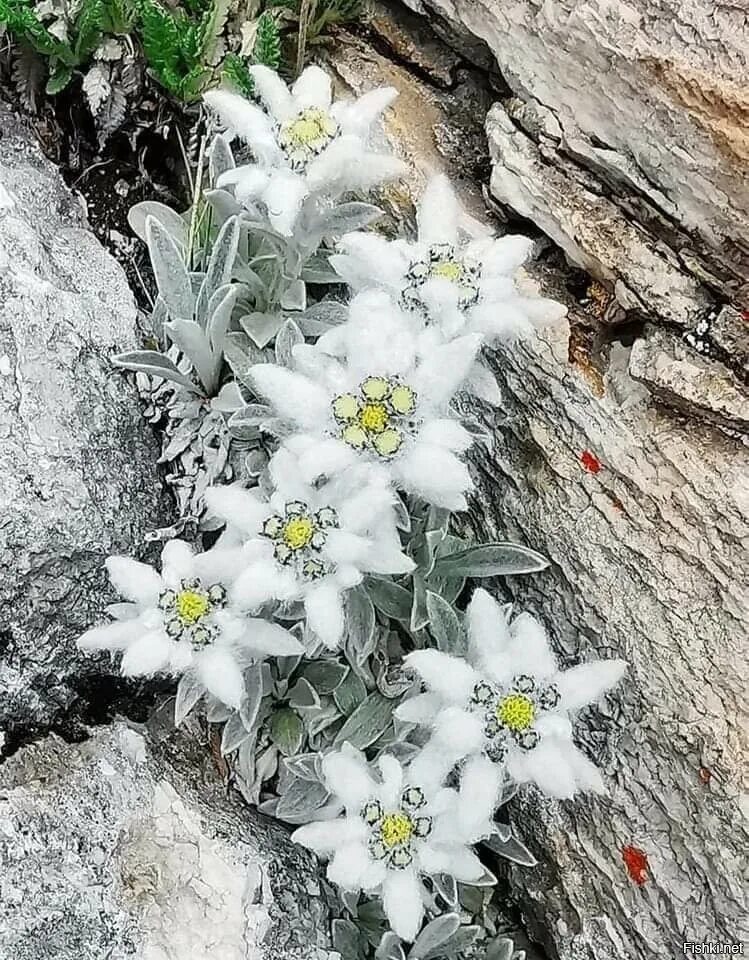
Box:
333 669 367 716
222 51 255 97
112 350 201 393
432 542 549 579
375 932 405 960
270 707 304 756
332 919 362 960
301 660 348 695
146 215 194 320
73 0 104 59
482 829 538 867
254 11 281 69
275 777 329 823
220 711 252 755
365 578 412 622
485 937 516 960
45 62 73 94
128 201 187 249
344 586 376 665
425 591 464 655
409 913 461 960
333 692 395 749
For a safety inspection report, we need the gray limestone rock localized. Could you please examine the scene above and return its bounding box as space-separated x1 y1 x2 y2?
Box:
0 106 171 741
0 720 336 960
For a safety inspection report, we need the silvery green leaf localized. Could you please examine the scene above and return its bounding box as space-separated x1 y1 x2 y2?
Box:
221 710 251 755
228 403 274 441
482 829 537 867
275 318 304 366
297 299 348 336
422 925 482 958
433 873 458 908
375 932 405 960
164 318 217 394
276 653 304 680
129 201 186 248
302 660 349 695
206 284 240 382
275 777 330 823
409 913 461 959
486 937 515 960
425 591 464 655
211 380 244 413
315 201 383 237
333 692 395 749
333 669 367 716
241 311 284 348
174 672 203 726
280 278 307 312
205 697 233 723
283 752 322 782
257 796 279 817
146 215 194 321
240 663 264 731
204 188 242 224
332 919 362 960
234 261 269 305
301 254 342 284
306 701 341 739
433 543 549 578
288 677 320 710
394 496 412 533
112 350 201 393
366 578 412 622
409 575 430 633
270 707 304 756
224 334 265 388
209 134 235 184
344 586 376 665
197 216 241 320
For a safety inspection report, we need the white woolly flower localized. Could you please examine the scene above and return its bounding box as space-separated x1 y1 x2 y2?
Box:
203 64 405 235
249 290 481 510
204 445 414 649
330 175 565 398
292 745 486 942
77 540 302 710
398 588 626 808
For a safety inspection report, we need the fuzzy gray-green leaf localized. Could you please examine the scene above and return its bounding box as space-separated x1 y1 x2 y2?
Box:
112 350 200 393
409 913 461 959
334 692 395 749
270 707 304 756
433 542 549 578
425 591 464 654
146 215 194 321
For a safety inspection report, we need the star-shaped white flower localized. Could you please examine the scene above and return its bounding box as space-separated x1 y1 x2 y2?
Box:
204 444 414 648
398 588 626 806
249 290 481 510
203 64 406 235
77 539 302 710
292 745 486 942
330 175 565 398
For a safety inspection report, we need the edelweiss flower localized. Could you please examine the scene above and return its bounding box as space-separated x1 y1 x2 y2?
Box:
398 588 626 802
77 540 302 710
330 175 565 396
249 290 481 510
204 444 414 648
292 746 485 942
203 65 406 235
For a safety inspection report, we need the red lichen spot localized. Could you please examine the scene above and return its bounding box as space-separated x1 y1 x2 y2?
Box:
698 766 712 785
581 450 602 474
622 845 649 885
741 309 749 324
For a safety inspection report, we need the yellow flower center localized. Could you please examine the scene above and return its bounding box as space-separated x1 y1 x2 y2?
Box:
283 516 315 550
358 402 390 434
379 812 414 848
175 590 210 625
431 259 464 283
282 108 335 147
496 693 535 731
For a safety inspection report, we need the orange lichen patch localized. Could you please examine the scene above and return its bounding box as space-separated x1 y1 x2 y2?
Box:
698 766 712 785
641 58 749 164
622 845 650 885
581 450 602 474
585 280 613 320
568 326 605 398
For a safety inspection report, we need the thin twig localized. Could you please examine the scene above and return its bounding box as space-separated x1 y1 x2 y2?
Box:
296 0 319 77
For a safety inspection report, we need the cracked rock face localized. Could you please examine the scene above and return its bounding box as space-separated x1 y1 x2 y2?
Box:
0 107 170 742
0 721 336 960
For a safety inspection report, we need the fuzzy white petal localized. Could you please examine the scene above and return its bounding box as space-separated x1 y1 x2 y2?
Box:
417 419 473 453
404 650 479 704
291 64 332 110
417 174 461 246
467 587 513 669
195 645 245 709
412 334 481 406
78 618 143 652
323 747 376 809
480 235 533 276
507 739 578 799
333 86 399 139
263 170 309 236
556 660 626 711
307 137 406 195
457 755 502 842
393 692 442 724
324 529 371 566
230 559 295 611
120 632 173 677
242 618 304 657
383 869 424 943
248 64 293 120
431 707 485 760
250 364 330 429
304 581 344 648
377 754 404 807
296 438 359 485
396 443 472 511
218 164 271 206
203 484 268 536
505 612 558 678
418 843 484 882
292 818 366 855
328 842 374 890
565 746 607 793
160 540 196 587
105 556 162 606
203 90 281 164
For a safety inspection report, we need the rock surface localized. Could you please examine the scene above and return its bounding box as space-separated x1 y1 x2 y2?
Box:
332 10 749 958
0 720 336 960
0 106 170 743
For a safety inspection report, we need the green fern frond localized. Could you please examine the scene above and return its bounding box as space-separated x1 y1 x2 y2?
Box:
254 11 281 69
73 0 105 60
0 0 74 61
222 52 254 97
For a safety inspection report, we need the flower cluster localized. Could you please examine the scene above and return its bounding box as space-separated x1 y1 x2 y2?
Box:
78 64 625 951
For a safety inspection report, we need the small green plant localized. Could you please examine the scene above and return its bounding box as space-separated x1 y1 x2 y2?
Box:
221 11 280 94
